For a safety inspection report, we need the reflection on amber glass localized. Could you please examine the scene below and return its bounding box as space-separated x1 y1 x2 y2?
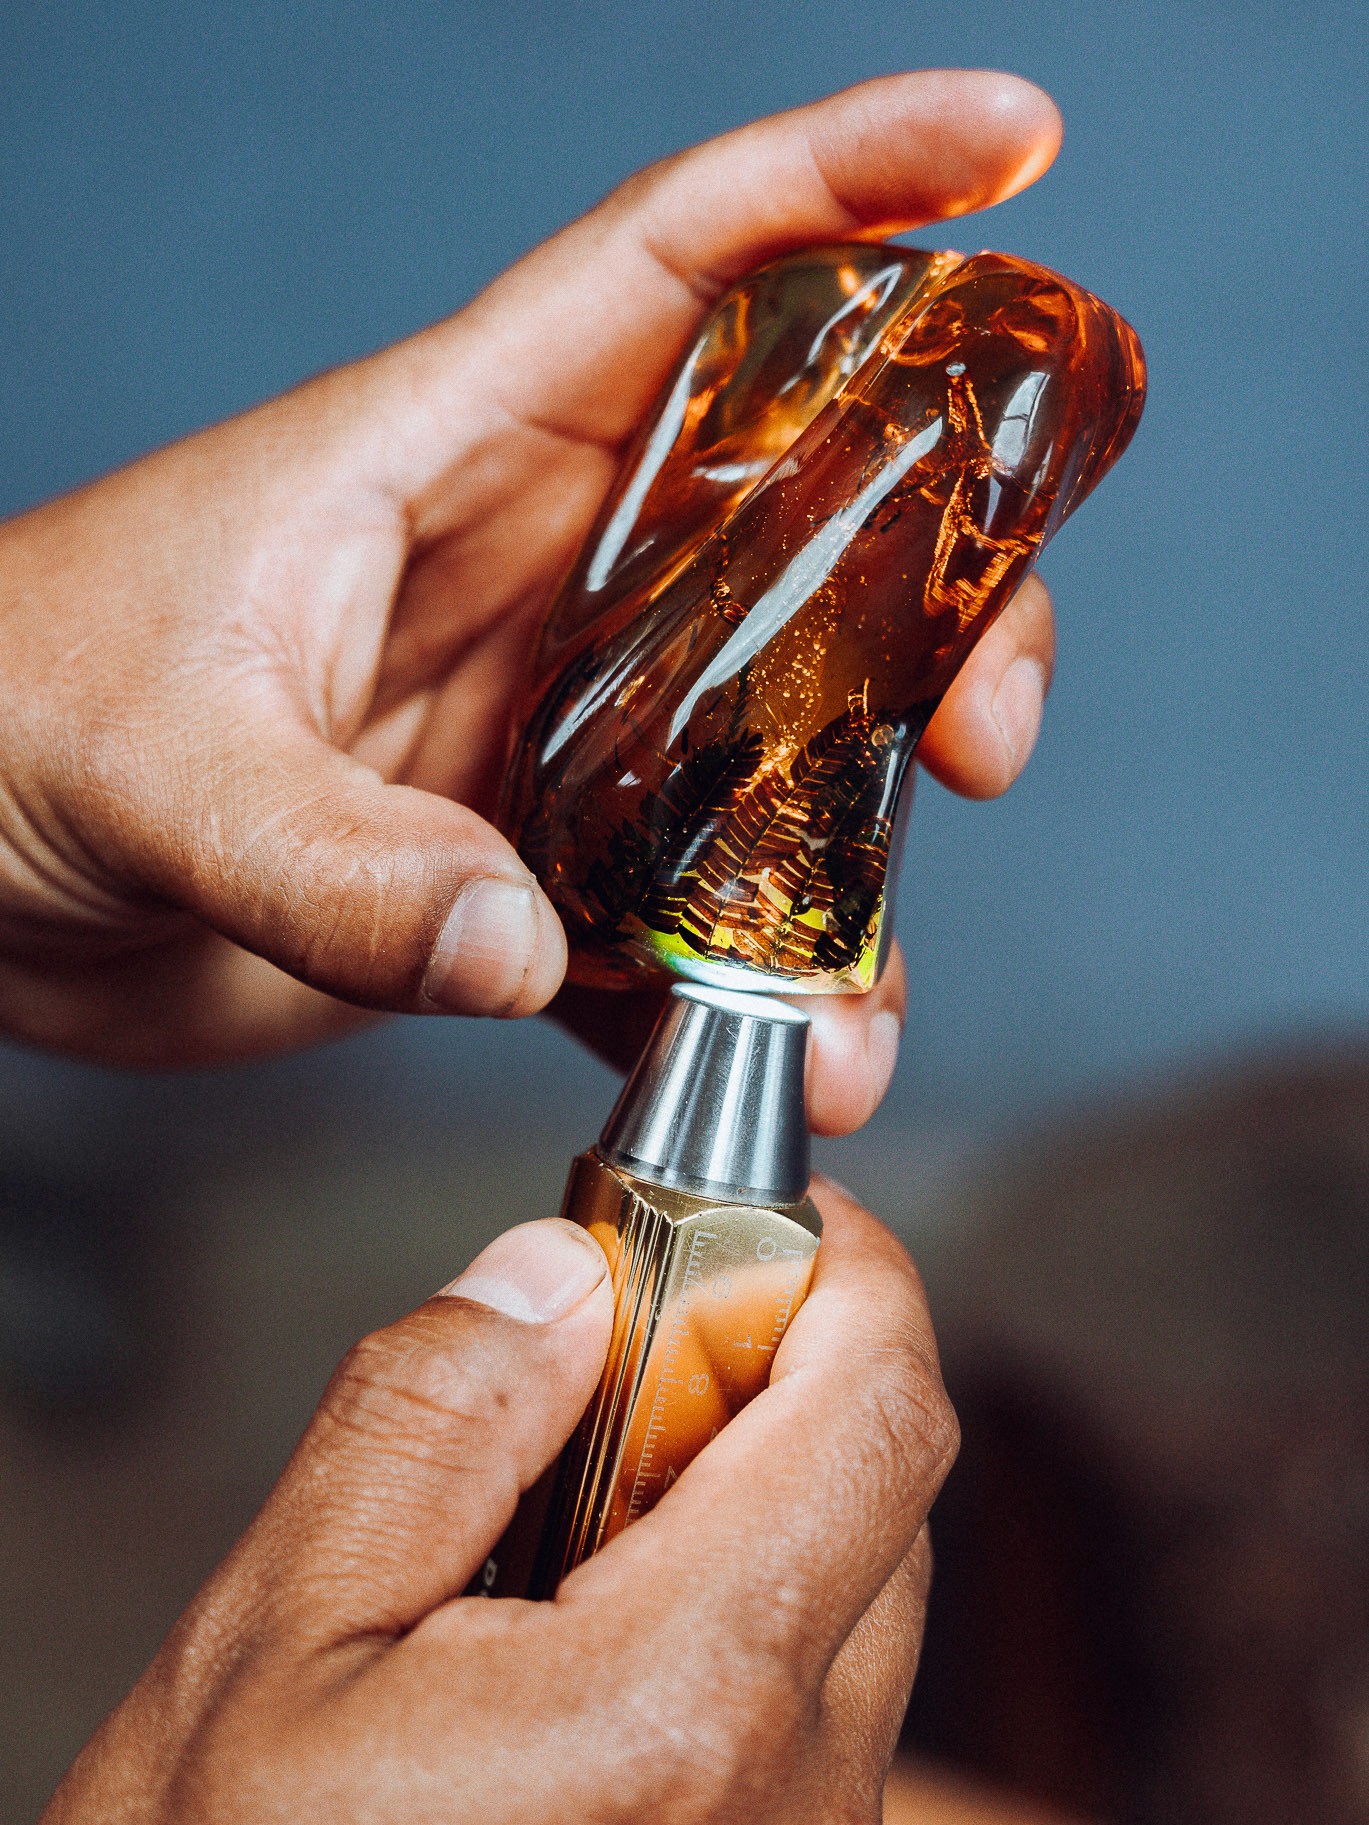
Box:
503 244 1145 994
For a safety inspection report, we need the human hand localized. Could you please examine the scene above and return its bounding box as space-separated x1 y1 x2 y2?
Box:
43 1182 956 1825
0 71 1059 1122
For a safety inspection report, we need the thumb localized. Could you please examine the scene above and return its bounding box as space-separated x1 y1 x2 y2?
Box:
116 717 567 1018
246 1219 613 1643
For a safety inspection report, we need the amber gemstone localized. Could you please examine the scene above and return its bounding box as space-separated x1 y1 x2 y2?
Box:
502 244 1146 993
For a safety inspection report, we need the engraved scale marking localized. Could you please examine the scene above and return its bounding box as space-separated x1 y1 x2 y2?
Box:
626 1226 721 1522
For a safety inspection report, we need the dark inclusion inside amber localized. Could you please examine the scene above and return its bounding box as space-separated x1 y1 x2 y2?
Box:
502 245 1146 992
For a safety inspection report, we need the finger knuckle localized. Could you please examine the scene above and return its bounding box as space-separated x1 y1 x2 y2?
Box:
274 813 429 1000
605 154 681 228
321 1317 510 1472
862 1343 960 1497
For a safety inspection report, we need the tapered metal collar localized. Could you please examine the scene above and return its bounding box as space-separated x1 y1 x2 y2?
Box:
599 983 810 1205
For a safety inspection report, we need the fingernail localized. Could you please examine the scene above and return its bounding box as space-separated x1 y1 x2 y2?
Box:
438 1220 608 1323
990 656 1046 771
424 877 539 1014
866 1009 902 1103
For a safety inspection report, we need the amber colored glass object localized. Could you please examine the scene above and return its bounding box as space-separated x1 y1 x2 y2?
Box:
502 245 1146 993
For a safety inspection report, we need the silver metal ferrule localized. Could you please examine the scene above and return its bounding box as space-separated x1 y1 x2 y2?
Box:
598 983 810 1205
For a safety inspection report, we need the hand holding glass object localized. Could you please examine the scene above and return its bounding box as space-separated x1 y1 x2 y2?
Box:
489 245 1145 1596
503 244 1145 993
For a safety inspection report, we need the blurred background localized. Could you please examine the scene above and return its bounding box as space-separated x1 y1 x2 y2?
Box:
1 2 1366 1821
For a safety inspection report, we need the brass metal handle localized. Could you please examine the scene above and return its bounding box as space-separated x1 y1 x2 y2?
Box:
478 1151 820 1600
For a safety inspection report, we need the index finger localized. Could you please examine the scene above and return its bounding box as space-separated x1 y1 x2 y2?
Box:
557 1181 958 1689
377 71 1062 504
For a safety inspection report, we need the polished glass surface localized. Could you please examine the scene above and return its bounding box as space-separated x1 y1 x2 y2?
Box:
503 244 1146 992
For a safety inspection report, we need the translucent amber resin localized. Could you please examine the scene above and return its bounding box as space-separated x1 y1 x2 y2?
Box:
502 245 1146 992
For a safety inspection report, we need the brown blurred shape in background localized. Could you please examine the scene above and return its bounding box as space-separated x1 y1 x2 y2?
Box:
2 1038 1365 1824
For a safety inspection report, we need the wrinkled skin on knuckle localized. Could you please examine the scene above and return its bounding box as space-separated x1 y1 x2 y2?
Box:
177 767 427 997
143 1579 274 1728
280 819 432 1003
320 1317 511 1472
857 1341 960 1520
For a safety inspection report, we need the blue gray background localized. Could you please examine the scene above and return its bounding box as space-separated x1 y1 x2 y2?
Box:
4 8 1369 1814
1 0 1367 1175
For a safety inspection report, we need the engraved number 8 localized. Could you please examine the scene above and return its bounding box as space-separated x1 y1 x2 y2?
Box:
688 1371 710 1396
